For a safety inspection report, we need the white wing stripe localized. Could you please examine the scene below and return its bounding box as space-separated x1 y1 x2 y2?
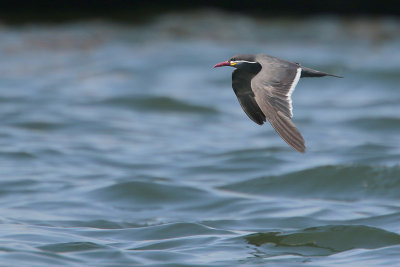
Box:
287 68 302 117
288 68 302 97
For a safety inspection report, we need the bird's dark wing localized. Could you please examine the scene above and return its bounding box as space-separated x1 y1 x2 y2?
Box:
232 69 266 125
251 54 305 153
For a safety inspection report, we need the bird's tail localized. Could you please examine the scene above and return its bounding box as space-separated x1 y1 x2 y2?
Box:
301 66 343 78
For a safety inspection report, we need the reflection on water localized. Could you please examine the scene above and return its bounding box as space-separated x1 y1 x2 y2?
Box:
0 10 400 266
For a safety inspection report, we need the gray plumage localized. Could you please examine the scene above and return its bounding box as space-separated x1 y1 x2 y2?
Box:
215 53 342 153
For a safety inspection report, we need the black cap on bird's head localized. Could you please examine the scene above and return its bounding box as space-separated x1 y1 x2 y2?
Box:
214 54 258 69
214 54 261 74
229 54 256 62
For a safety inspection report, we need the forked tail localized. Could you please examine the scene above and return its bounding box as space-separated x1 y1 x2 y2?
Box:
301 66 343 78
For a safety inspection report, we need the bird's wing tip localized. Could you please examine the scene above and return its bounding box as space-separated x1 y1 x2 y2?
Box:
297 147 306 153
268 111 306 154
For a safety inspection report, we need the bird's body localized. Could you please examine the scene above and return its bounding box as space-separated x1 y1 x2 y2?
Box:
214 54 342 153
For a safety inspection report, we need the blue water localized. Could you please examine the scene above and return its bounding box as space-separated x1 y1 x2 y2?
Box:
0 10 400 266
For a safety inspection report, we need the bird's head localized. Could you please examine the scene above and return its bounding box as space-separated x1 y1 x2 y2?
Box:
214 55 260 72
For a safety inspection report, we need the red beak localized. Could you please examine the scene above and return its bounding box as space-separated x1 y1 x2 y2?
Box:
213 61 231 68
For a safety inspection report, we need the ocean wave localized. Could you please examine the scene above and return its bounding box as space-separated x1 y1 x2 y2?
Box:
38 242 105 253
100 96 218 114
347 117 400 132
90 180 212 205
220 165 400 201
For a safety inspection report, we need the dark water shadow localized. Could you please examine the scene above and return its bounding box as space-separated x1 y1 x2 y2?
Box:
245 224 400 257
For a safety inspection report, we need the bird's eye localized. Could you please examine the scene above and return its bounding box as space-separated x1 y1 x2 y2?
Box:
230 58 236 61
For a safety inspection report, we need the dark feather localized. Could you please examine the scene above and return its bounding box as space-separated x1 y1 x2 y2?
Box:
232 69 266 125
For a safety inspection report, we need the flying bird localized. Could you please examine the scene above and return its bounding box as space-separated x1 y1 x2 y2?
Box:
214 54 342 153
